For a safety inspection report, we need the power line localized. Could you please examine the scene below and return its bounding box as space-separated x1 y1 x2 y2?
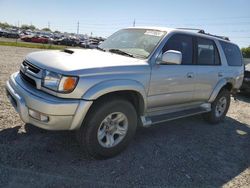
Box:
77 21 79 35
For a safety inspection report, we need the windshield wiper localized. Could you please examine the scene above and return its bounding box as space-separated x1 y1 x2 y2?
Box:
96 46 106 52
108 49 134 58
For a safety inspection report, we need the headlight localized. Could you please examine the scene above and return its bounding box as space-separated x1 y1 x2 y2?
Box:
42 70 78 93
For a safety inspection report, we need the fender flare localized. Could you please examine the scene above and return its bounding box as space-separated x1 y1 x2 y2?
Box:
82 79 147 113
208 78 233 103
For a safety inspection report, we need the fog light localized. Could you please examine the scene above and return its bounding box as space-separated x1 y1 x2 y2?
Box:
28 109 49 122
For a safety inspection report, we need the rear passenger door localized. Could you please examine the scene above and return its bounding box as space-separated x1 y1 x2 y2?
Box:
193 37 222 102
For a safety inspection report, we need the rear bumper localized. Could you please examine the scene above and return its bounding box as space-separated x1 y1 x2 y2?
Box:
6 72 93 130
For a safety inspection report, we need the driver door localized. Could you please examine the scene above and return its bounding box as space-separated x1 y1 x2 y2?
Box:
147 34 196 110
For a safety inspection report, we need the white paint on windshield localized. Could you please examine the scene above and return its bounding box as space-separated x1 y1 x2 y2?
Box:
144 30 164 37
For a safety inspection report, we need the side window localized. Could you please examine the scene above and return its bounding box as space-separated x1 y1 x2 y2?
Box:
162 34 193 65
197 38 220 65
219 41 242 66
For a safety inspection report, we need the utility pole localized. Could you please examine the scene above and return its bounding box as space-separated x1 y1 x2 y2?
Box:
77 21 79 35
133 19 136 27
18 21 19 28
48 21 50 29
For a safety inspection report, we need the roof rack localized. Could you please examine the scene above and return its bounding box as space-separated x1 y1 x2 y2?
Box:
201 32 230 41
176 28 205 34
176 27 230 41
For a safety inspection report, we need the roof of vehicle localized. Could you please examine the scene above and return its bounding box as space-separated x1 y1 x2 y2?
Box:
125 26 234 44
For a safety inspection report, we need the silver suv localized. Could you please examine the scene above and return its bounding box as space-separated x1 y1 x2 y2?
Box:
6 27 244 158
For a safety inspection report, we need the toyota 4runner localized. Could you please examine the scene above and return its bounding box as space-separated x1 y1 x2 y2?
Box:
6 27 244 158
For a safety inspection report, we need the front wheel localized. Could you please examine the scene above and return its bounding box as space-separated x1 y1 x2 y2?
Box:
77 98 137 159
203 89 231 124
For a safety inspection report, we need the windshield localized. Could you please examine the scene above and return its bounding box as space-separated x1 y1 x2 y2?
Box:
99 29 166 59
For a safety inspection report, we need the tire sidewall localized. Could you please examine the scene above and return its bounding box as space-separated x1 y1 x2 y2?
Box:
210 89 231 123
81 99 137 158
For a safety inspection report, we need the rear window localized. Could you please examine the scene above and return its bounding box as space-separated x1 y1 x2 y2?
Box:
220 41 242 66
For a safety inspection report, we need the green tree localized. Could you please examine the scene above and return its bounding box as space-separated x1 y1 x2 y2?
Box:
241 47 250 58
0 22 11 29
21 24 36 30
42 27 51 32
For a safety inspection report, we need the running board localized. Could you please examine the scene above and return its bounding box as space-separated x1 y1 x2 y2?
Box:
141 107 210 127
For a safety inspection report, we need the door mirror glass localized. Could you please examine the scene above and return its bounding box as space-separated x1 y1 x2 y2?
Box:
161 50 182 65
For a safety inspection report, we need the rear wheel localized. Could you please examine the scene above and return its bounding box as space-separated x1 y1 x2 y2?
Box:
203 89 230 124
77 98 137 159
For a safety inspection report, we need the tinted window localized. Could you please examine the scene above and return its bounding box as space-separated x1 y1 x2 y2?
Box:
197 38 220 65
163 34 193 65
220 41 242 66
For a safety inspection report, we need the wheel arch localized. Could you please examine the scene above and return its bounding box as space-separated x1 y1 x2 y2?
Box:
208 79 233 103
82 80 147 115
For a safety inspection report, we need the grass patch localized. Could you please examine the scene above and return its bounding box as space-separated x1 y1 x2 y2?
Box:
0 41 66 50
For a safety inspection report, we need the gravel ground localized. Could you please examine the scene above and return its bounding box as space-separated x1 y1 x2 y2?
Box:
0 46 249 188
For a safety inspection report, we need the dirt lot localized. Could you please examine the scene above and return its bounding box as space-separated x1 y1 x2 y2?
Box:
0 46 249 188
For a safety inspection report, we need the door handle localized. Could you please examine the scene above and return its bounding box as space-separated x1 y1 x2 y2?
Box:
187 72 194 79
218 72 224 77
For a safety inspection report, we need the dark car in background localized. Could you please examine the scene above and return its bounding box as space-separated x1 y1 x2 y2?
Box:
0 29 4 37
5 31 19 39
0 30 19 38
241 64 250 93
53 37 80 46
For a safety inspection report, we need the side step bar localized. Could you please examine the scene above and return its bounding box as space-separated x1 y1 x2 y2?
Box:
141 107 210 127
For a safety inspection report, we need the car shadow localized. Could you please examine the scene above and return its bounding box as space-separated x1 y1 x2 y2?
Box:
236 92 250 103
0 116 249 187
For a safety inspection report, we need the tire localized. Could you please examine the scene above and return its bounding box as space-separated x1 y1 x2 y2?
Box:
77 97 138 159
203 89 231 124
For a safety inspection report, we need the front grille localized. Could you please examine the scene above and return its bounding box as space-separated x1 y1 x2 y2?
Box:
22 60 40 74
20 71 37 87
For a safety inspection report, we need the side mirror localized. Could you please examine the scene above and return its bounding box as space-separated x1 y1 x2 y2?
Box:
160 50 182 65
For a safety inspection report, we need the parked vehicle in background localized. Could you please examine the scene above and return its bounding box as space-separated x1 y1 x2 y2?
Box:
21 35 49 43
0 30 19 38
6 27 244 159
20 35 33 42
0 29 4 37
6 31 20 39
53 37 80 46
88 38 101 48
241 63 250 93
30 35 49 43
80 37 105 49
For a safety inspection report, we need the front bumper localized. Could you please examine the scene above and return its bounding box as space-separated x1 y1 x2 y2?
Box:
5 72 93 130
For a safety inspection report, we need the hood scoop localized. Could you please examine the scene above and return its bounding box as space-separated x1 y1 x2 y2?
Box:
62 49 74 54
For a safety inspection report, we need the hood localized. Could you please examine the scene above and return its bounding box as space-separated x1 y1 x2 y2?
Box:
25 49 148 74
